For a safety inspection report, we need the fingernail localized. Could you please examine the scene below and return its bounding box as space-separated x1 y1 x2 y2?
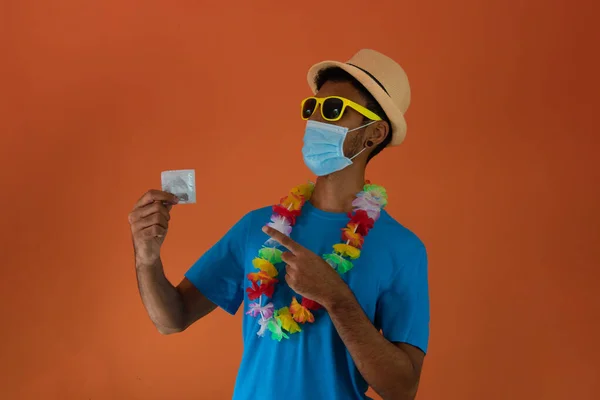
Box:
262 226 268 232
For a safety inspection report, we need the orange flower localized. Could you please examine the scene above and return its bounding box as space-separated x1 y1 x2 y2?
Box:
280 193 304 211
342 227 364 248
247 271 277 284
290 297 315 323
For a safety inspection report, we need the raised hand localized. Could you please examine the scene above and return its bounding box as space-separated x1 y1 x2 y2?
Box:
262 226 351 309
129 190 179 267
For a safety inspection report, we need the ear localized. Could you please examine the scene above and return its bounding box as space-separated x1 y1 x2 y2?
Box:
364 121 389 148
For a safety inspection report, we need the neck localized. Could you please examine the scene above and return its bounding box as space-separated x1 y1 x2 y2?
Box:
310 165 366 213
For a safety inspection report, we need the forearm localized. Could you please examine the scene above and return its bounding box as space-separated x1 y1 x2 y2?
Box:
135 258 186 334
325 289 420 400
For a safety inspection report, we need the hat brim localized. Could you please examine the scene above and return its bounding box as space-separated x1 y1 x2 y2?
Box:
307 61 406 146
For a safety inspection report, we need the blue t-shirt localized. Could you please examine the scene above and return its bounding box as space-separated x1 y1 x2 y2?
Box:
185 202 430 400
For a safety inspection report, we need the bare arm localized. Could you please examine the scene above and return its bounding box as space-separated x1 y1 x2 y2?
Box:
136 260 216 334
326 288 424 400
130 190 217 335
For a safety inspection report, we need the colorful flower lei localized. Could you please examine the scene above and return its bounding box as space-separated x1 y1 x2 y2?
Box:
245 182 388 341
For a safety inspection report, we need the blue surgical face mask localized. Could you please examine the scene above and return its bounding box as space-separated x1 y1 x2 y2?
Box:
302 120 376 176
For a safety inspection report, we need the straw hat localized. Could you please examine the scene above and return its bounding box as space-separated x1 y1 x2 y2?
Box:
307 49 411 146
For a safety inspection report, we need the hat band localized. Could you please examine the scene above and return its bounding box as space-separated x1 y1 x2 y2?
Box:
346 63 390 96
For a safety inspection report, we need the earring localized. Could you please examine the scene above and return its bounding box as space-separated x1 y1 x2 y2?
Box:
366 140 374 147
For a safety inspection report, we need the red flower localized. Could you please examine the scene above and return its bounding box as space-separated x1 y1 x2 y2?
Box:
261 282 276 298
272 205 301 225
246 281 276 300
301 297 322 311
348 210 374 236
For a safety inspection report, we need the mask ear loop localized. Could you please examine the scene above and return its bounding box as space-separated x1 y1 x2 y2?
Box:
348 120 378 160
350 147 368 160
348 120 377 133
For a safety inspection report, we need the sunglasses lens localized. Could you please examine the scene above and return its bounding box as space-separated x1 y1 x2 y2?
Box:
322 98 344 120
302 98 317 119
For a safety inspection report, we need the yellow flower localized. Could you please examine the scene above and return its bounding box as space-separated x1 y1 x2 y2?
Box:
276 307 302 334
290 182 315 199
252 258 278 278
333 244 361 259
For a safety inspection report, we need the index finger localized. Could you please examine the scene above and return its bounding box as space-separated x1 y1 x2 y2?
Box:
262 226 303 254
135 190 179 209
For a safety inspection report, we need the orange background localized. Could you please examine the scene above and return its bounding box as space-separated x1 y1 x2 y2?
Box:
1 1 599 399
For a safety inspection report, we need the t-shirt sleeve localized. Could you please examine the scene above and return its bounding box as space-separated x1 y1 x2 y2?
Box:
184 212 252 315
375 243 430 354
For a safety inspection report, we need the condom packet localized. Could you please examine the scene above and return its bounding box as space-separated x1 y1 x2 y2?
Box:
161 169 196 204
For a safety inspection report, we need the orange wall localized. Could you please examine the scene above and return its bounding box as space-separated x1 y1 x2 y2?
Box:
1 1 599 399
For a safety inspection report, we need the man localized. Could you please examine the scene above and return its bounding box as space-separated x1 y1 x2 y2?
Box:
129 49 430 400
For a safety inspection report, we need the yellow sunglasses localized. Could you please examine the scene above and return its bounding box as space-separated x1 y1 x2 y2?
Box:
301 96 382 122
